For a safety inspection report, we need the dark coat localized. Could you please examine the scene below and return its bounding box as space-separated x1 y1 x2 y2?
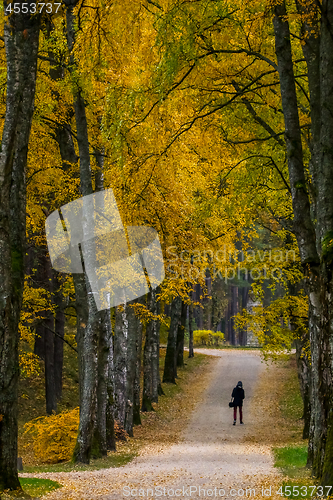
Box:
232 386 245 407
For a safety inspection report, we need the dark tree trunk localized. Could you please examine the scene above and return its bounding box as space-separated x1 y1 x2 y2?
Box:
163 296 182 384
295 338 311 440
176 301 187 368
225 299 232 344
188 289 194 358
196 284 203 329
44 317 57 415
238 286 249 346
34 324 45 360
0 6 40 492
38 247 57 415
53 272 65 401
230 286 238 345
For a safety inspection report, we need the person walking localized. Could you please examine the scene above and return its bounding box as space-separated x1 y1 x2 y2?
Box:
231 381 245 425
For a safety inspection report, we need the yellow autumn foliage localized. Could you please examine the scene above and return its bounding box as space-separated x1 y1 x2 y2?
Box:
193 330 224 347
24 408 79 463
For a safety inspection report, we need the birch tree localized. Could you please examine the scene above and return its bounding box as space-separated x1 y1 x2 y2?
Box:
273 0 333 483
0 3 40 492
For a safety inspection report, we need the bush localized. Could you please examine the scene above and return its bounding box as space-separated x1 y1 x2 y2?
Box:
193 330 224 347
24 408 128 464
24 408 79 463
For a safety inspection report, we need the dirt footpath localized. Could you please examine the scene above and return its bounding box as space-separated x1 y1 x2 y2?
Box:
21 350 283 499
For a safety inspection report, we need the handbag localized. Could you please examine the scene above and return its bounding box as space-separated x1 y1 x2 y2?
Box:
229 401 235 408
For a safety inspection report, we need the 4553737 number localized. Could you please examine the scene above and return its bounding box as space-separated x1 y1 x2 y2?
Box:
5 3 61 14
277 486 332 497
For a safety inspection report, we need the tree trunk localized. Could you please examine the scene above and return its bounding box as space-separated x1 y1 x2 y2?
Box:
142 290 159 411
188 289 194 358
0 7 40 491
125 301 140 435
53 272 65 401
273 0 333 483
176 301 187 368
133 315 143 425
163 296 182 384
196 284 203 329
65 2 104 463
295 338 311 440
72 284 99 463
114 305 128 427
225 298 232 344
156 298 164 396
239 286 249 346
230 286 238 345
94 309 113 457
39 246 57 415
106 309 116 451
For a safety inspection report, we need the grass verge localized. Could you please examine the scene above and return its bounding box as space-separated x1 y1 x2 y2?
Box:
1 478 61 499
273 445 308 478
271 357 315 498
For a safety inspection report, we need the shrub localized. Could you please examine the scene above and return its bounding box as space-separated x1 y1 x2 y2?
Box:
24 408 79 463
24 409 128 464
193 330 224 347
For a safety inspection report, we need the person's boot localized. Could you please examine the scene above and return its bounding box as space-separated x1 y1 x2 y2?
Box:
233 420 236 425
240 421 244 424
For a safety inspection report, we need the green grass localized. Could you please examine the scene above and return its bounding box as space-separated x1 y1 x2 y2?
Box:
273 443 315 498
1 478 61 499
21 478 62 497
274 445 308 476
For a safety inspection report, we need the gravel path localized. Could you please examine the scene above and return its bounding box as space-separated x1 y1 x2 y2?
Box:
21 349 281 499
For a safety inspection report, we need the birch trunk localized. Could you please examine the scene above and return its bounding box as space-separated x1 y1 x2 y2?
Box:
133 316 143 425
94 309 113 456
125 302 140 435
106 333 116 451
0 6 40 491
114 305 128 427
273 0 333 483
65 2 104 463
142 290 158 411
